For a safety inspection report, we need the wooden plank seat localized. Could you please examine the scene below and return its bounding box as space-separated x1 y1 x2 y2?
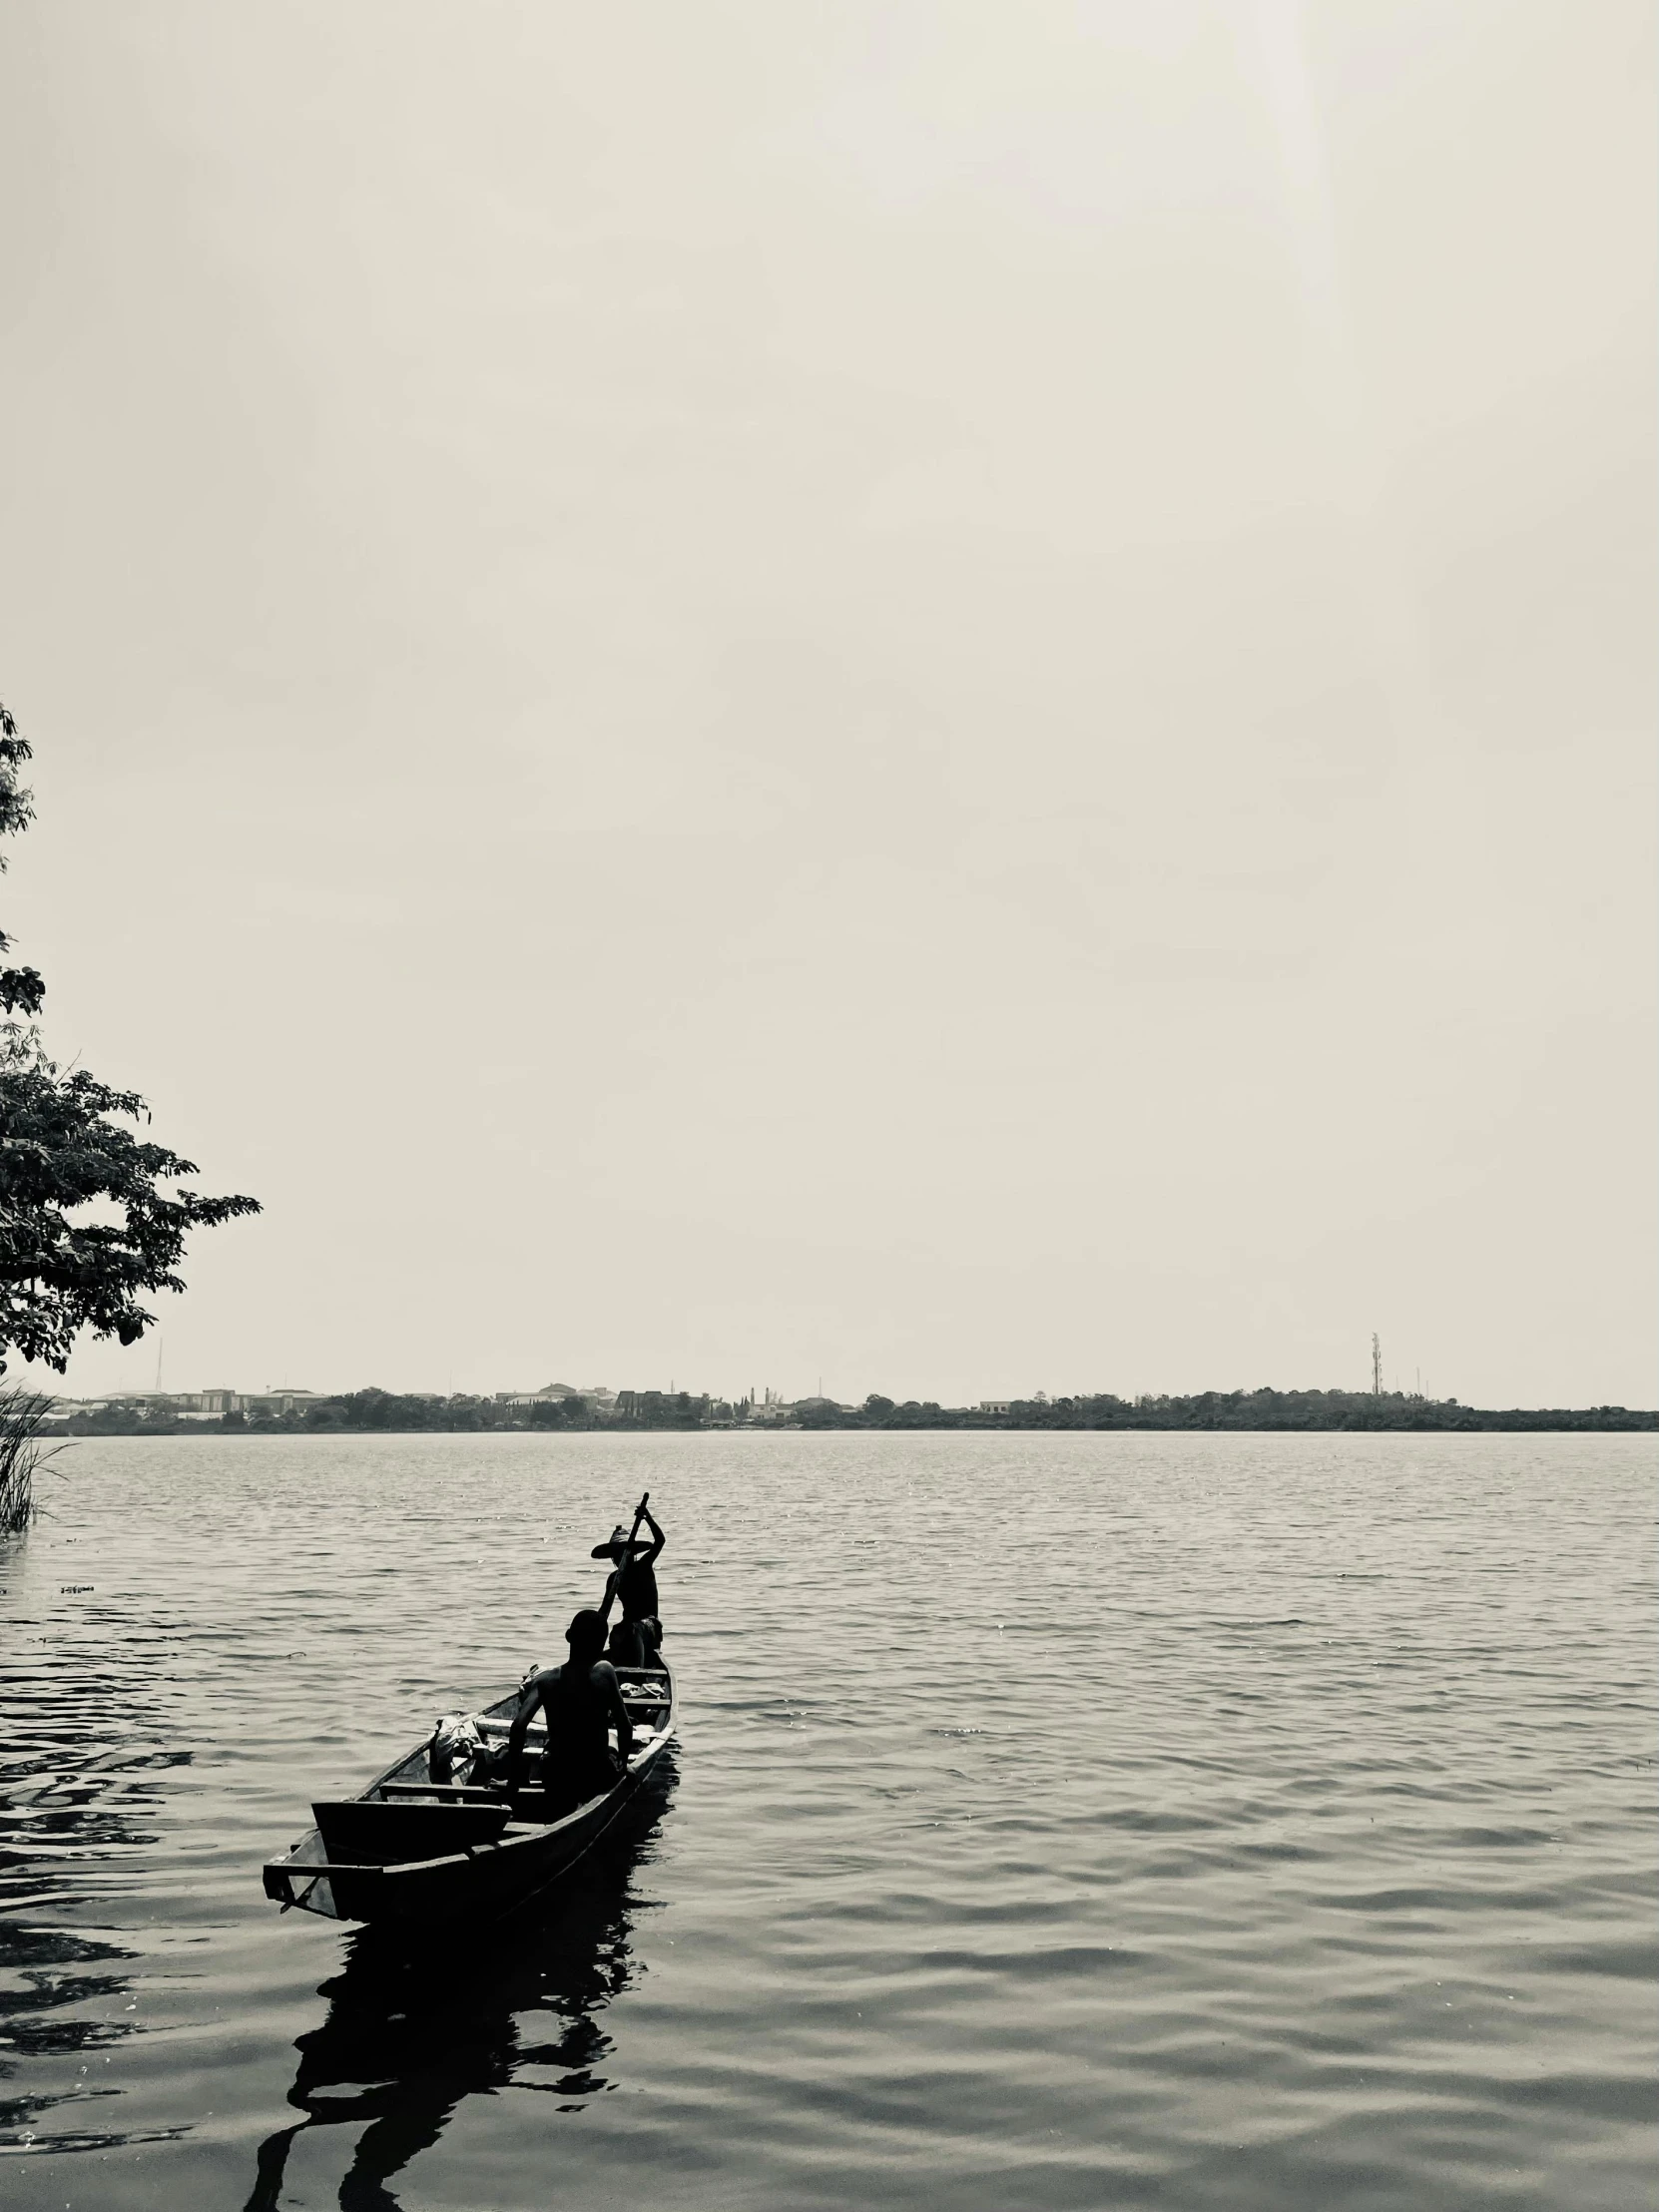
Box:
312 1798 510 1866
379 1782 501 1803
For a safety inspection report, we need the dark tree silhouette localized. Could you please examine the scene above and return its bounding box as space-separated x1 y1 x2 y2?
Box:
0 701 44 1017
0 699 259 1377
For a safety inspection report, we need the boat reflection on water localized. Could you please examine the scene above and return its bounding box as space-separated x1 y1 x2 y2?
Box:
244 1755 677 2212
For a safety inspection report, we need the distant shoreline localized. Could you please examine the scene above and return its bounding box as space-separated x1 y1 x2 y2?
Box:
43 1386 1659 1440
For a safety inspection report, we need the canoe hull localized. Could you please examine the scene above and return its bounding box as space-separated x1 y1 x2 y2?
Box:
263 1663 675 1928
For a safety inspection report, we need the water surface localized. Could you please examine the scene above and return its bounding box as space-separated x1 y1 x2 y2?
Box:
1 1432 1652 2208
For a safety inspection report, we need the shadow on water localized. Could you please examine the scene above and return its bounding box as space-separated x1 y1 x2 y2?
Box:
0 1924 149 2153
1 1538 191 2154
244 1755 679 2212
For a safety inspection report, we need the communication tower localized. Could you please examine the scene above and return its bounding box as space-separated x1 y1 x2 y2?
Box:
1372 1333 1382 1396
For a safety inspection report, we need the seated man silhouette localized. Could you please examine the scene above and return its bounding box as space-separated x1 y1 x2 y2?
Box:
507 1609 634 1814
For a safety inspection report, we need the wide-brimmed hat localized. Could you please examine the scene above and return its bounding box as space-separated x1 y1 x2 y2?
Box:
590 1523 651 1559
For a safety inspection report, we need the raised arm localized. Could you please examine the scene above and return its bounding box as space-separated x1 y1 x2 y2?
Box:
637 1504 666 1567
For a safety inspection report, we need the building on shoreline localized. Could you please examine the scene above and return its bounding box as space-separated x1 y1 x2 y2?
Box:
45 1386 326 1421
494 1382 618 1413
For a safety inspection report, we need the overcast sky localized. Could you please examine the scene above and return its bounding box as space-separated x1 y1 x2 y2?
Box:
2 1 1652 1408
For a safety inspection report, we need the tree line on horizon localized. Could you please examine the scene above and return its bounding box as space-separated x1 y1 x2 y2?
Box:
804 1387 1655 1432
49 1382 1657 1436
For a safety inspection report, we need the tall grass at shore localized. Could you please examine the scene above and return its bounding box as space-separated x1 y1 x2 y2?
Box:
0 1387 59 1533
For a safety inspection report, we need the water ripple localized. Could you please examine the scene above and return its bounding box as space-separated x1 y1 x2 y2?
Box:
0 1431 1652 2209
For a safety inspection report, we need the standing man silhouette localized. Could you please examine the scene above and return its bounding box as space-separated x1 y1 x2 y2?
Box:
594 1501 666 1665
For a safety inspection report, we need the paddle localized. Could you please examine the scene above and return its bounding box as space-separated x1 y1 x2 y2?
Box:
596 1491 651 1626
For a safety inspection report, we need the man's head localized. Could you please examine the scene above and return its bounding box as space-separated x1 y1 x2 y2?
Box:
566 1608 607 1663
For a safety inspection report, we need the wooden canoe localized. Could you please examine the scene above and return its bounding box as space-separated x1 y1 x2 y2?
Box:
261 1661 675 1926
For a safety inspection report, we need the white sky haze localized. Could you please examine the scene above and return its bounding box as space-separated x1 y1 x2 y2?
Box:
2 1 1653 1406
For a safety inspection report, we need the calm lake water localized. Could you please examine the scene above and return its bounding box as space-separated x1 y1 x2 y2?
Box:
0 1432 1652 2210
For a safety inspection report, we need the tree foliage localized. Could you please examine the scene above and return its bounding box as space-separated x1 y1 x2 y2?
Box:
1 702 44 1017
0 699 259 1374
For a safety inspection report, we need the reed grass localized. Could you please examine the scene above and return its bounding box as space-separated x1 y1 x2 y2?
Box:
0 1386 60 1534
